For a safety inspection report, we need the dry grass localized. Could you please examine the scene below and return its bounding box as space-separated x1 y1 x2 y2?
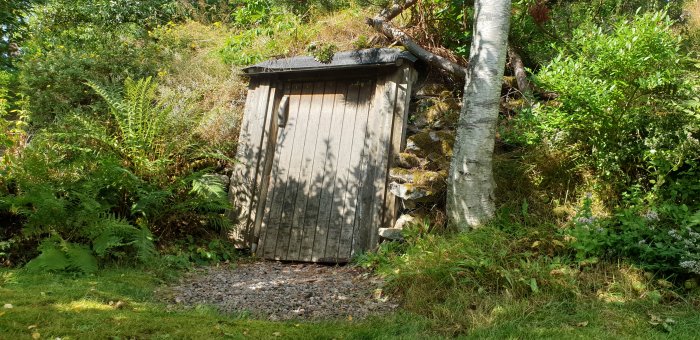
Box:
687 0 700 29
154 21 246 152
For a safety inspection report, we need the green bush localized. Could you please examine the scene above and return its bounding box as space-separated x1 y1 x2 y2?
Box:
511 0 684 66
519 11 699 199
219 2 301 65
505 10 700 278
17 0 183 126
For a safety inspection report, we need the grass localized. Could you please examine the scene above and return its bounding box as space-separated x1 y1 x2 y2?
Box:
358 223 700 339
0 267 432 339
1 258 699 339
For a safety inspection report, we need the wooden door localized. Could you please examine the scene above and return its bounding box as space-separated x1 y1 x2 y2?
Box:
256 78 382 262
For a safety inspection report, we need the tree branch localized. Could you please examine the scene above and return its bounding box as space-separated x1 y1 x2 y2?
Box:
378 0 418 21
367 0 467 79
507 46 533 98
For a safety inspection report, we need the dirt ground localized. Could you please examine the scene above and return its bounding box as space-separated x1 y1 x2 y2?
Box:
166 261 398 320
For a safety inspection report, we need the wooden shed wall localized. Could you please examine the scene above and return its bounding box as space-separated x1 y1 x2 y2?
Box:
229 64 416 262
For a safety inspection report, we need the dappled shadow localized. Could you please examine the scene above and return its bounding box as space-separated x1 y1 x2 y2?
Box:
230 77 396 262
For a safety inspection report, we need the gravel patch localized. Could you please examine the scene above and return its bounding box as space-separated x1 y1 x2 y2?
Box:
166 261 398 320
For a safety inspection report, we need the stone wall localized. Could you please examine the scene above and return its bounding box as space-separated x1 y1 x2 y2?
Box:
379 84 459 241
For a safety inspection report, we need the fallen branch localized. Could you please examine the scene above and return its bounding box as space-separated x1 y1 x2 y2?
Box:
367 1 467 79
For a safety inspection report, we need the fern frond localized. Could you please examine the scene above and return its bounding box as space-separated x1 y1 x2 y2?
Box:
89 213 156 263
190 174 228 202
25 246 69 272
64 243 99 274
26 235 98 274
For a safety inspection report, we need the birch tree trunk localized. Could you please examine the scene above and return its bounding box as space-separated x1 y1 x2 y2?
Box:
447 0 511 229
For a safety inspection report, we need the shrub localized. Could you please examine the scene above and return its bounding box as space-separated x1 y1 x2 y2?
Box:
17 0 183 126
219 6 375 66
512 11 700 205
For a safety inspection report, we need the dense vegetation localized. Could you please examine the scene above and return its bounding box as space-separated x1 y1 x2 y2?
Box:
1 0 699 337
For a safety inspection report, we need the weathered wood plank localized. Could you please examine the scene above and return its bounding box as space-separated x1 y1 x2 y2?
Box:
311 83 350 262
385 65 414 230
298 81 338 262
252 82 283 250
228 79 259 244
229 79 270 246
372 70 402 248
247 82 278 246
286 81 326 261
335 79 375 260
323 81 362 261
260 83 303 259
352 77 387 254
275 81 315 260
367 73 400 250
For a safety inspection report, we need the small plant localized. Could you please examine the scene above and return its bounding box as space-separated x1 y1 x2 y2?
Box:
306 42 338 63
567 192 700 276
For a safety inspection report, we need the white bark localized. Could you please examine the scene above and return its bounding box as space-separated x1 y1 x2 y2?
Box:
447 0 511 229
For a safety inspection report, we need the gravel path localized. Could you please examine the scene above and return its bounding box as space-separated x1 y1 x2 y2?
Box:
166 261 398 320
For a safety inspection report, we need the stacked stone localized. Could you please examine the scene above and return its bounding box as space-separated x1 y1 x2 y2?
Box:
378 86 459 241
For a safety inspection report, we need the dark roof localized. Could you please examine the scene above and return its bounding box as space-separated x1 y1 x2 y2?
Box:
242 48 417 75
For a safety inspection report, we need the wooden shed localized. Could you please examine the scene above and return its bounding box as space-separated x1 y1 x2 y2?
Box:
229 48 418 263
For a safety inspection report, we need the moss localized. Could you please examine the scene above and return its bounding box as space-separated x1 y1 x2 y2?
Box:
411 97 461 128
390 168 447 190
503 75 517 88
406 130 455 157
504 98 526 110
394 152 422 169
425 157 451 171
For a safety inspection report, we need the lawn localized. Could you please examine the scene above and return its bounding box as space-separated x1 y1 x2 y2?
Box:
0 266 698 339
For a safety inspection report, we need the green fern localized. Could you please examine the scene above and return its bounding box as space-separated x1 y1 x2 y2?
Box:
190 174 228 202
86 77 173 180
90 214 156 263
26 236 98 274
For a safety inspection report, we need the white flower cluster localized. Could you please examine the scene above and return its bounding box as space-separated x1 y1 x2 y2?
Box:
672 227 700 275
680 260 700 275
643 210 659 221
576 216 596 225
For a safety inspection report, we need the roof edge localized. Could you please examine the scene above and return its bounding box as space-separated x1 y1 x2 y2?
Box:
242 48 417 75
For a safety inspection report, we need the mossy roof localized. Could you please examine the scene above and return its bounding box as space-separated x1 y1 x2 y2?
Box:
242 48 417 75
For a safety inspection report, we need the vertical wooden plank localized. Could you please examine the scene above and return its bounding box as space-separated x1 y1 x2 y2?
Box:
228 79 258 235
323 81 362 261
365 73 400 251
275 82 315 260
229 78 271 246
298 81 338 262
259 83 303 259
247 82 278 246
311 82 351 262
286 81 326 261
385 65 414 231
335 79 374 260
352 77 386 255
251 81 284 250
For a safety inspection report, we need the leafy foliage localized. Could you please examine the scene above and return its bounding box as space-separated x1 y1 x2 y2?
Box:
513 12 699 200
569 194 700 276
500 11 700 277
26 235 99 274
17 0 184 126
1 76 231 270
